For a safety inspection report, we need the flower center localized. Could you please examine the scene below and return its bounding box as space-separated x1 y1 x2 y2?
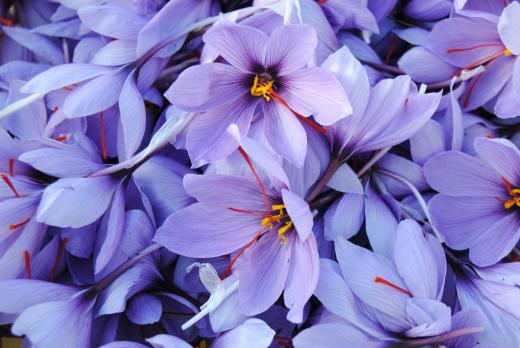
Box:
498 176 520 209
250 74 275 101
261 204 293 245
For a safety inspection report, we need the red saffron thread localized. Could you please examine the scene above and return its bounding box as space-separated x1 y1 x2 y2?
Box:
99 111 108 161
49 237 69 281
237 146 270 214
220 226 265 279
374 276 412 297
8 218 30 231
1 174 20 197
446 43 503 54
8 158 14 177
24 250 32 279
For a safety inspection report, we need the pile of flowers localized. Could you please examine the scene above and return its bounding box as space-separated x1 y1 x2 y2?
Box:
0 0 519 347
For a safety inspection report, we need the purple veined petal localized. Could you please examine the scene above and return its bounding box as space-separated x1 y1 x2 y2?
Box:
495 77 520 118
63 68 128 118
284 233 319 323
293 322 391 348
12 290 95 348
94 184 125 274
281 188 313 241
19 147 105 178
1 26 64 65
281 67 352 126
154 203 261 258
335 238 411 331
36 176 120 228
203 24 267 72
0 218 46 279
264 24 317 75
133 156 194 225
461 55 514 111
425 17 503 69
136 0 211 58
0 194 40 236
238 231 290 316
364 183 397 260
72 37 106 64
404 298 452 338
322 46 370 124
474 137 520 186
377 154 429 196
96 260 160 316
321 0 379 33
468 210 520 266
393 220 446 300
100 342 148 348
428 194 508 251
424 151 503 197
91 39 138 66
367 0 397 21
186 100 256 168
394 28 430 46
398 47 458 84
212 319 275 348
31 19 83 40
498 2 520 55
263 101 307 168
146 334 192 348
184 174 270 212
126 293 162 325
78 5 147 40
119 70 146 158
299 0 340 64
21 64 116 95
327 163 364 194
165 63 248 112
410 119 447 165
324 192 364 241
404 0 452 21
0 279 77 314
315 259 386 338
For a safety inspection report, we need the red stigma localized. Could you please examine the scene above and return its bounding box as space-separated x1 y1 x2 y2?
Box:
384 36 399 65
54 135 68 142
446 43 503 54
269 90 328 136
9 218 30 231
317 0 327 4
8 158 14 177
24 250 32 279
227 207 268 218
99 112 108 161
49 237 69 281
1 173 21 197
237 146 270 214
0 17 13 27
374 276 412 297
220 226 265 280
52 106 59 113
274 336 292 347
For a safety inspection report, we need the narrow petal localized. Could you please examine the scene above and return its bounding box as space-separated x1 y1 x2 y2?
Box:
394 220 446 300
281 189 313 241
324 192 364 240
91 39 138 66
78 5 146 40
119 71 146 158
263 101 307 168
203 24 267 72
284 234 319 323
264 24 317 75
238 232 290 316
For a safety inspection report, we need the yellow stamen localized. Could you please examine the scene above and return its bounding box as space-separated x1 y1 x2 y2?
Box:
504 48 512 56
277 221 293 245
250 75 275 101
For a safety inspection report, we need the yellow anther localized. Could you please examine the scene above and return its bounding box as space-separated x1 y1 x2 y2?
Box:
277 221 293 245
504 199 516 209
504 48 512 56
250 75 274 101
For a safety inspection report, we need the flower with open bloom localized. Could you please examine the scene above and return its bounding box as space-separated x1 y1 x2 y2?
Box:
425 137 520 266
166 22 351 167
400 1 520 117
155 143 319 323
294 219 483 347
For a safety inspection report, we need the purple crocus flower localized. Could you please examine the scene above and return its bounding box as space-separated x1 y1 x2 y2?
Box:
166 22 351 167
425 137 520 266
400 1 520 117
294 219 483 347
155 144 319 323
